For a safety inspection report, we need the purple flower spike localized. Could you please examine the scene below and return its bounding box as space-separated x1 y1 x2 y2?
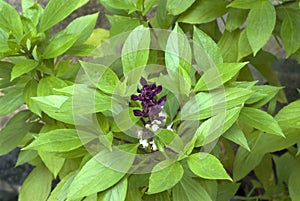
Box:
131 77 167 121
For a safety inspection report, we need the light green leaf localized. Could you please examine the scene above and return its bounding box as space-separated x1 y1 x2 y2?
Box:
42 33 80 59
68 144 137 199
37 76 68 96
148 161 184 194
156 129 184 152
195 107 241 147
181 87 252 120
178 0 228 24
11 59 39 81
246 85 281 107
227 0 257 9
80 61 119 94
280 8 300 56
238 29 252 60
98 178 128 201
166 0 195 15
187 153 232 180
16 149 38 167
223 124 250 151
39 151 65 178
0 110 32 155
194 62 248 91
218 30 240 62
275 100 300 130
172 175 213 201
246 0 276 55
226 8 249 31
39 0 89 32
0 38 10 53
121 26 150 75
18 164 53 201
0 1 23 38
0 87 24 116
31 95 69 109
193 26 223 71
289 163 300 201
24 129 83 152
166 24 191 74
239 107 284 137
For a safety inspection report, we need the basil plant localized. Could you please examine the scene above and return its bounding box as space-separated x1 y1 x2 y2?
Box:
0 0 300 201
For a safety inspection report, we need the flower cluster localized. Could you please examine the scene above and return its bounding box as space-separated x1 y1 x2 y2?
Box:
131 77 166 121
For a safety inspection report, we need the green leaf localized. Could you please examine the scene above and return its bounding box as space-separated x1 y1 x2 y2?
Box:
16 149 38 167
32 95 69 109
246 0 276 55
39 0 89 32
194 107 241 147
280 8 300 56
156 129 184 152
254 154 275 191
0 1 23 38
98 178 128 201
275 100 300 130
107 15 140 36
165 24 191 74
11 59 39 81
178 0 228 24
98 0 135 11
18 164 53 201
223 124 250 151
233 145 264 181
239 107 284 137
193 26 223 71
24 129 83 152
23 79 41 115
80 61 119 94
0 87 24 116
247 85 281 107
225 8 249 31
227 0 257 9
37 76 68 96
216 183 240 201
187 153 232 180
217 30 240 62
151 0 174 29
181 87 252 120
166 0 195 15
289 163 300 201
121 26 150 75
172 175 212 201
194 62 248 91
238 29 252 60
68 144 137 199
42 33 80 59
0 110 32 155
143 192 171 201
39 151 65 178
148 160 184 194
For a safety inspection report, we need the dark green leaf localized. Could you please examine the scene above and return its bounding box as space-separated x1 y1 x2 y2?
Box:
217 30 240 62
0 110 32 155
11 59 39 81
178 0 228 24
166 0 195 15
288 162 300 201
172 175 212 201
18 164 53 201
254 154 275 190
225 8 249 31
148 160 184 194
24 129 83 152
246 0 276 55
0 1 23 38
39 0 89 32
216 183 240 201
0 87 24 116
187 153 232 180
239 107 284 137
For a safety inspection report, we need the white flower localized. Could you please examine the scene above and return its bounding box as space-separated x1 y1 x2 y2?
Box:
150 140 158 151
139 139 149 148
167 123 174 131
152 120 162 125
137 129 143 139
151 124 160 132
